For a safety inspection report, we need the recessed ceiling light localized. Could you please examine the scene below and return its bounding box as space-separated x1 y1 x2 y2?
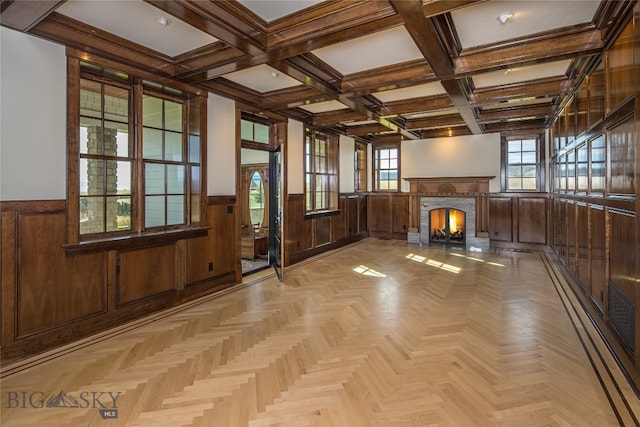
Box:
155 15 171 27
270 72 279 78
497 12 513 24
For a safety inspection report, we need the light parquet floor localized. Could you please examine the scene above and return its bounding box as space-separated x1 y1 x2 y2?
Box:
2 238 639 426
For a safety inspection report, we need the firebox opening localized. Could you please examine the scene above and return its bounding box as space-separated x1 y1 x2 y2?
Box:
429 208 465 247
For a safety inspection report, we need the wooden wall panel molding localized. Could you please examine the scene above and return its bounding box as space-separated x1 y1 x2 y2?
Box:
117 245 176 306
16 210 107 338
488 197 513 242
517 197 548 245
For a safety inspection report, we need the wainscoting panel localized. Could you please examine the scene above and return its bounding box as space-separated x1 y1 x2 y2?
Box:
117 244 176 306
16 210 106 337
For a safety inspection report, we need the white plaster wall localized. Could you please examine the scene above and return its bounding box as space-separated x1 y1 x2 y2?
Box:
401 133 501 192
0 28 67 201
287 119 304 194
339 135 355 193
207 94 236 196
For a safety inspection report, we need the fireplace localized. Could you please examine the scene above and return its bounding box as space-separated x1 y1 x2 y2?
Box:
404 176 494 252
429 208 465 247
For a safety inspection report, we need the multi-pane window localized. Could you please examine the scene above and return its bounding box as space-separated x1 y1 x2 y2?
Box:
354 142 367 192
305 129 338 213
241 117 270 144
73 61 203 239
79 79 132 235
506 138 538 191
374 145 399 191
143 95 187 228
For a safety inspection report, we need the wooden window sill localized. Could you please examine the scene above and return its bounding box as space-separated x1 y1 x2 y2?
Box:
63 226 209 256
304 209 341 219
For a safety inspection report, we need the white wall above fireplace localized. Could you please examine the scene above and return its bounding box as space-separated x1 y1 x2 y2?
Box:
401 133 501 193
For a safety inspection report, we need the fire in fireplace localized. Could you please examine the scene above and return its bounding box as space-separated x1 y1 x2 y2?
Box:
429 208 465 246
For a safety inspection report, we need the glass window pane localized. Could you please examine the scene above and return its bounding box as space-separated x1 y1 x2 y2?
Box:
79 158 90 196
380 159 389 170
189 135 200 163
143 95 163 128
380 149 389 160
254 123 270 144
114 195 131 231
165 100 182 132
522 165 536 177
145 163 165 194
145 196 165 228
389 159 398 169
103 121 129 157
508 152 521 164
521 151 536 164
84 159 105 195
80 118 102 154
167 165 185 194
241 120 253 140
103 86 128 123
143 128 163 159
508 165 521 177
105 160 131 195
522 177 537 190
508 140 521 152
165 131 183 161
521 139 536 151
80 196 104 234
167 195 185 225
191 166 201 224
80 79 102 118
508 177 522 190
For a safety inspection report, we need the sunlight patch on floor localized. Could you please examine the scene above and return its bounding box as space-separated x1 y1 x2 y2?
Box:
353 265 387 277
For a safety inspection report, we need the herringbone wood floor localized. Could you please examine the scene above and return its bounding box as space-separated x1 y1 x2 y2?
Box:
1 238 638 426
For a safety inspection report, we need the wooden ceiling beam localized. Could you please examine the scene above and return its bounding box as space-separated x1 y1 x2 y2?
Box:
0 0 64 31
420 0 487 18
405 114 466 130
478 104 554 123
455 27 604 76
391 0 482 134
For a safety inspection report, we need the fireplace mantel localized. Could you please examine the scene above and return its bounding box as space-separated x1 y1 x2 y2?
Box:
404 176 494 195
404 177 493 246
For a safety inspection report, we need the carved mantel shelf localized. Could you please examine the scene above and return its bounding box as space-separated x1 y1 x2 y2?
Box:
403 176 494 237
404 176 495 195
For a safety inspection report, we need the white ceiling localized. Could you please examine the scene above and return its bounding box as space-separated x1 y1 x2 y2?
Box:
451 0 601 48
237 0 324 22
311 26 424 75
222 64 302 93
56 0 218 57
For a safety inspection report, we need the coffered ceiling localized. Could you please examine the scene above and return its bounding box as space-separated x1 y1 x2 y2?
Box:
1 0 634 142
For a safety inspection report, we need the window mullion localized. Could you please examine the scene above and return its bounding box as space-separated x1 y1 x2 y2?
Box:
134 83 145 233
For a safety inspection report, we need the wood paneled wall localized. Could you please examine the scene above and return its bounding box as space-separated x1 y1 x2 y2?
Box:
548 7 640 390
285 193 368 266
1 196 238 363
489 193 549 251
367 193 409 239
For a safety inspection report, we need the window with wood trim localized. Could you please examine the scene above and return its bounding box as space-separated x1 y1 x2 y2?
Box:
240 113 272 147
304 128 338 213
354 141 367 192
71 60 204 240
504 137 543 191
373 145 400 191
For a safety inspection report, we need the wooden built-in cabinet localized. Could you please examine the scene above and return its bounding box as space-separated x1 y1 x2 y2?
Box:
0 196 238 363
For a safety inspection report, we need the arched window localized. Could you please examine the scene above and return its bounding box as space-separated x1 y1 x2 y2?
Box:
249 171 265 227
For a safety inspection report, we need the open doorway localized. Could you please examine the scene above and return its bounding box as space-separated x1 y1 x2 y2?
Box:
240 148 271 275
